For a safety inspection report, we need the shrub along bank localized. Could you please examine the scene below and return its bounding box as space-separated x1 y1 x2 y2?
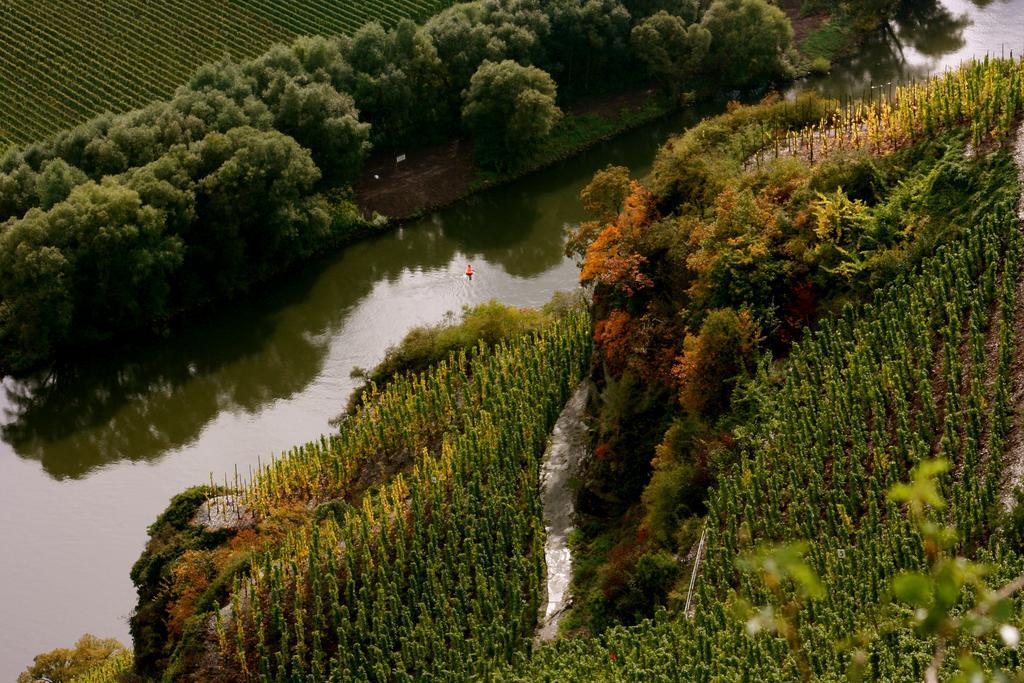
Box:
345 295 585 413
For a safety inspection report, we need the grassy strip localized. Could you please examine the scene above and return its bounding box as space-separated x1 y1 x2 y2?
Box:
471 96 676 193
800 16 858 64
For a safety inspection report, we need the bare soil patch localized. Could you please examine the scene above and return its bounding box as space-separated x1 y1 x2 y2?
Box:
352 87 658 220
780 0 828 44
353 138 477 220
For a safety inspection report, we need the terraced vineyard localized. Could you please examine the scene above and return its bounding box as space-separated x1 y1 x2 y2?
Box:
221 313 593 680
0 0 455 147
123 310 592 680
68 651 133 683
499 60 1024 681
503 187 1024 682
51 54 1024 683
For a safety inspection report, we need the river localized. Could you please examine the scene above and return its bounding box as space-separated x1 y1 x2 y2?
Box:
0 0 1021 676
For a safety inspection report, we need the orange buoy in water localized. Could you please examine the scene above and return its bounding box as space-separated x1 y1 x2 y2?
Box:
466 264 474 279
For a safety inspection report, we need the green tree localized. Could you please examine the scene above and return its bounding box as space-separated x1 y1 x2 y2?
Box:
623 0 700 20
476 0 553 68
549 0 632 92
35 159 88 209
673 307 761 418
188 57 257 104
614 550 682 623
348 21 390 76
288 35 355 91
236 37 369 178
59 182 183 336
701 0 794 88
567 164 632 259
462 59 561 169
120 147 199 236
17 634 126 683
425 5 496 95
581 164 632 224
49 87 269 181
0 235 73 371
0 160 42 220
631 11 711 95
188 127 326 289
273 80 370 180
0 180 183 369
346 21 449 147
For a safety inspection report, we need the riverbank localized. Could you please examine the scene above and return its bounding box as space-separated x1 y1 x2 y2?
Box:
350 3 905 223
783 0 855 68
0 86 675 379
353 87 672 220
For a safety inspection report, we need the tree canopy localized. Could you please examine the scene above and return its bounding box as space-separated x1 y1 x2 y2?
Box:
702 0 794 88
462 59 562 168
631 11 712 94
16 634 127 683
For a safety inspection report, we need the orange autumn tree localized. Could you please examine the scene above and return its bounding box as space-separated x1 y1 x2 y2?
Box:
673 308 761 417
580 180 657 298
592 309 635 376
684 185 788 313
581 180 679 382
567 164 632 260
593 305 680 383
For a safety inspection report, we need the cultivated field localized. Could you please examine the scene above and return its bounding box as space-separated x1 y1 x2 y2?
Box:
0 0 455 146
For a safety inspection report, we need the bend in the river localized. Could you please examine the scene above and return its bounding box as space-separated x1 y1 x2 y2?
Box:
1 0 1022 676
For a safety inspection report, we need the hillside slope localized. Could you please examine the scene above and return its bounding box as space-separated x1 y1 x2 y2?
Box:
0 0 453 146
506 58 1024 680
60 58 1024 683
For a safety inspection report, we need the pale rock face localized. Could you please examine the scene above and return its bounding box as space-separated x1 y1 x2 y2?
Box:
191 494 255 531
537 383 590 641
998 124 1024 512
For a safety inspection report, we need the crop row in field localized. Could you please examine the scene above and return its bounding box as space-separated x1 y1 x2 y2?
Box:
0 0 454 146
504 185 1024 682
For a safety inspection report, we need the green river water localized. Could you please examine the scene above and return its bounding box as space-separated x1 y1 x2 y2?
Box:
1 0 1021 675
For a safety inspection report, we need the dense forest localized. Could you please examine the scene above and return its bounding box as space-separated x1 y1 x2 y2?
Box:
11 0 1024 682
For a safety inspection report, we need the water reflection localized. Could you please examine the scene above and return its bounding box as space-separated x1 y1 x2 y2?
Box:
894 0 970 58
0 111 694 479
0 225 506 478
2 263 343 479
797 0 972 97
445 195 563 277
